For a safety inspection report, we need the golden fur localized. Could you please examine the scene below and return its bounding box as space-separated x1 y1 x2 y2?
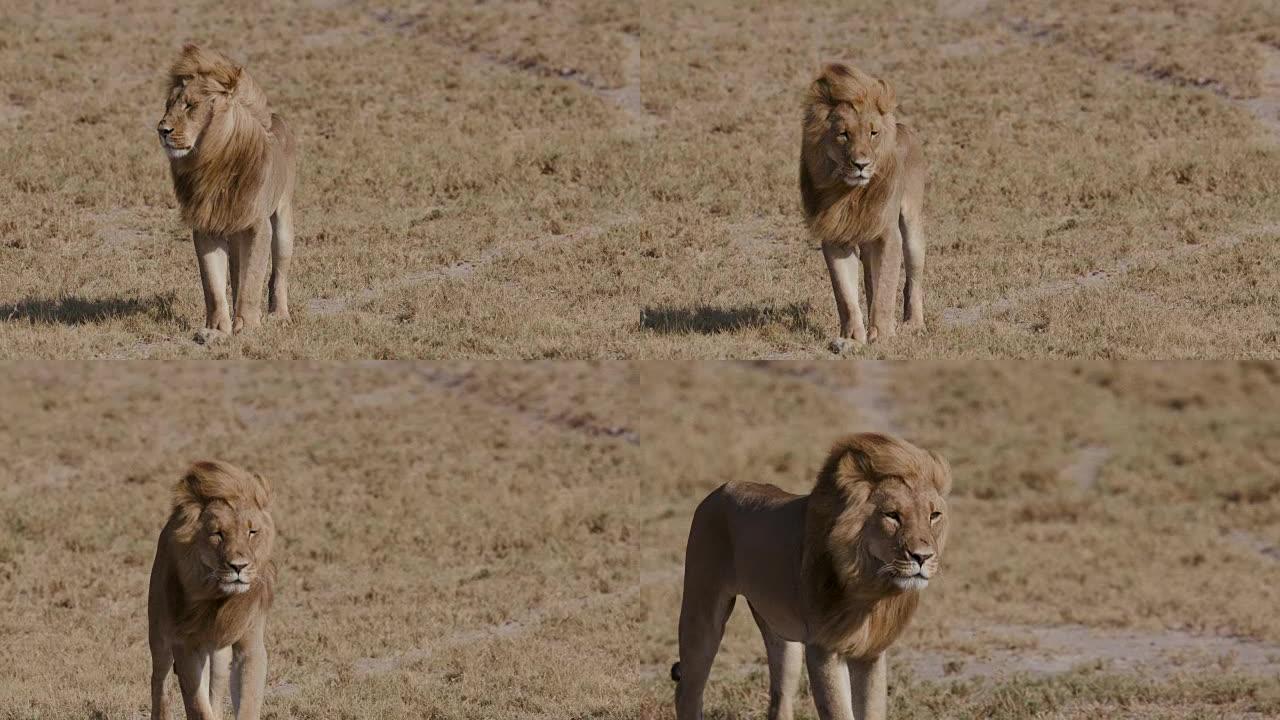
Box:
158 45 298 340
799 63 928 347
148 461 277 720
673 433 952 720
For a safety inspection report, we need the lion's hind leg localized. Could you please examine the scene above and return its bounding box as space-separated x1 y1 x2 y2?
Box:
268 197 294 323
675 495 738 720
900 201 926 331
750 604 803 720
676 591 736 720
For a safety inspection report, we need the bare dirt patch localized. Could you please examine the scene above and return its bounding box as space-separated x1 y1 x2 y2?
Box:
1242 42 1280 137
1057 444 1110 491
907 622 1280 682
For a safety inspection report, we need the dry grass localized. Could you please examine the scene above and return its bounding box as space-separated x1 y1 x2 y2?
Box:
2 362 1278 718
1 1 1278 358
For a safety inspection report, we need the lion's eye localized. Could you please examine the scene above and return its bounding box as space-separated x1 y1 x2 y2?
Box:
930 511 942 521
870 129 879 137
185 101 195 111
836 132 849 143
249 529 258 537
884 511 901 523
210 531 223 541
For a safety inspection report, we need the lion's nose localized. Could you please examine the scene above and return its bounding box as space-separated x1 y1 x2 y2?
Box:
158 125 173 137
909 550 934 565
852 159 871 171
228 560 249 572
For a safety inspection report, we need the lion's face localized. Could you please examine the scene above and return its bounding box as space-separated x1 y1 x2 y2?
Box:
824 103 897 188
157 81 217 160
191 498 275 596
860 477 947 592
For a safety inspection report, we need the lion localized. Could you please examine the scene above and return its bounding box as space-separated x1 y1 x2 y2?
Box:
799 64 928 352
672 433 952 720
148 461 277 720
157 45 298 343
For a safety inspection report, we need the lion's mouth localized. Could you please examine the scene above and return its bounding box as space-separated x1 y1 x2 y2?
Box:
880 560 934 591
219 580 252 595
844 173 872 187
891 575 929 591
163 143 193 159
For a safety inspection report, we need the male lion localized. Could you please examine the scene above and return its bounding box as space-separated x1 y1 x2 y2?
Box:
148 461 277 720
157 45 298 343
800 64 927 351
673 433 952 720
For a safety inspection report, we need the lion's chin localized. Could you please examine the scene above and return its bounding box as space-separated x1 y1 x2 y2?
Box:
890 575 929 592
164 145 192 159
219 581 251 595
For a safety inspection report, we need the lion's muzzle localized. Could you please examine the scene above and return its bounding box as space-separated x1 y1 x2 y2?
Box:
158 124 193 159
844 160 874 187
218 559 254 594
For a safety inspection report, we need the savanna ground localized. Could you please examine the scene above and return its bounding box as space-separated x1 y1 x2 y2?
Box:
2 361 1279 718
1 0 1279 358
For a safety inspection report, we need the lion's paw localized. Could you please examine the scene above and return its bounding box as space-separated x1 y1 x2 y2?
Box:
868 326 897 344
828 337 863 355
193 328 228 345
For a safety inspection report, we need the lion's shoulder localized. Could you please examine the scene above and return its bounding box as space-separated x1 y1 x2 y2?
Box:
723 481 801 505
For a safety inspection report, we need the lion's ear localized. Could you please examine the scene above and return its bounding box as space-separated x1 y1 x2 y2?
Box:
204 66 240 96
252 472 271 509
176 462 215 505
929 450 953 497
835 442 875 483
824 433 888 489
809 76 834 107
170 465 209 541
876 78 897 114
811 63 854 106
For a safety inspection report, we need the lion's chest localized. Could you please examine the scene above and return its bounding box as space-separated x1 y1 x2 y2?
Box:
817 592 920 660
811 187 901 248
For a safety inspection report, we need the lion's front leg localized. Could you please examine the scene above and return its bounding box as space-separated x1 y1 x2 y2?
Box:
231 219 272 333
149 636 173 720
867 231 902 343
193 231 233 341
209 645 232 720
172 643 217 720
232 621 268 720
848 653 887 720
822 242 867 353
804 645 855 720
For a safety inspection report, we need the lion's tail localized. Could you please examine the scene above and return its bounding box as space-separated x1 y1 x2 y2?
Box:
670 662 681 682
